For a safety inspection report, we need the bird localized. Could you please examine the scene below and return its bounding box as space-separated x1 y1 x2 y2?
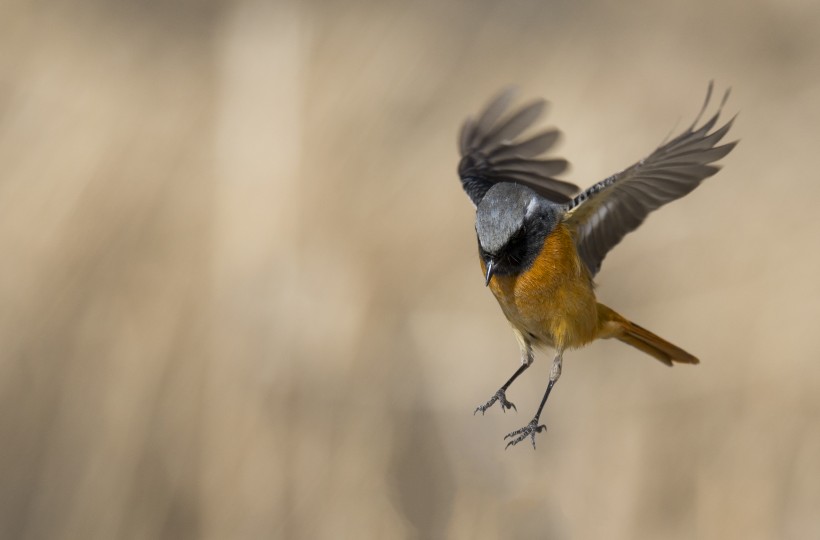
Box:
458 83 737 449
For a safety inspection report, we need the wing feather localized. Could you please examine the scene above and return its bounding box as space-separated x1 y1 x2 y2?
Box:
457 89 579 206
487 130 561 160
564 83 738 276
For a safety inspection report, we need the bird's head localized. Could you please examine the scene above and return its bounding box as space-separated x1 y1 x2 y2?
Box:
476 183 560 285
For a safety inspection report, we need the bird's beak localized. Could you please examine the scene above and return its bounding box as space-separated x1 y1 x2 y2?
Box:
484 259 495 287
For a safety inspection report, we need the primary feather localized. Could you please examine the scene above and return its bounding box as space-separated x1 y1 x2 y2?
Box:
563 82 737 276
458 88 579 206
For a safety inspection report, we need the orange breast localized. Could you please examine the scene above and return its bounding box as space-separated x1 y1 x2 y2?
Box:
481 223 599 350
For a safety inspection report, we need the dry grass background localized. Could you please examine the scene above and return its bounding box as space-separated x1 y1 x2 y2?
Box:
1 0 819 538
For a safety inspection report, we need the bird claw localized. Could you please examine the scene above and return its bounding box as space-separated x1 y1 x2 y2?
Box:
504 419 547 449
474 389 517 415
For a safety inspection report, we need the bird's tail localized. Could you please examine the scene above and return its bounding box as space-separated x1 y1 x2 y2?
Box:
597 303 699 366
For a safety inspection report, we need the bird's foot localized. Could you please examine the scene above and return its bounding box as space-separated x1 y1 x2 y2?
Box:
474 389 517 415
504 418 547 449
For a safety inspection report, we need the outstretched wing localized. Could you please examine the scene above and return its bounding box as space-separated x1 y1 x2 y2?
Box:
458 88 580 206
564 82 738 276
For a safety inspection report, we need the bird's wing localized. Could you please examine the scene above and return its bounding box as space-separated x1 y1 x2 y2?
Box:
458 88 580 206
564 83 738 276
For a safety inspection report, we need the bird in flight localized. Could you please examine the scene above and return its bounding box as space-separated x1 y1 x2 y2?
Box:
458 83 737 449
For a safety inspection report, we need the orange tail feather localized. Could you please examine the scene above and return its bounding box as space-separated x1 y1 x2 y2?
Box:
597 303 699 366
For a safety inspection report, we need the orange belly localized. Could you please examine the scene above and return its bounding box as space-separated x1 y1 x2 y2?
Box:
481 223 599 351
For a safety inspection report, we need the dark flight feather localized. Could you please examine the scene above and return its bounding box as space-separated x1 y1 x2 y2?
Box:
564 82 737 276
458 88 579 206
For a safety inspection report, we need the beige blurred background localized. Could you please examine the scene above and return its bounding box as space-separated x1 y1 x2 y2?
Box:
1 0 819 538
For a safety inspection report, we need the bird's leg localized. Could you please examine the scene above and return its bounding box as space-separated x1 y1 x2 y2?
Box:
474 343 533 415
504 351 563 449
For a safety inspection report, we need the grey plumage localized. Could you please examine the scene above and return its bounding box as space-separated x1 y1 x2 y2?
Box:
475 183 535 255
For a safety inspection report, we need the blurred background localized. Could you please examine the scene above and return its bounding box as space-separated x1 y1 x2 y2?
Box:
1 0 819 538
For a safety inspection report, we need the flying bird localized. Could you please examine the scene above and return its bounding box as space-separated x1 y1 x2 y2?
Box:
458 83 737 448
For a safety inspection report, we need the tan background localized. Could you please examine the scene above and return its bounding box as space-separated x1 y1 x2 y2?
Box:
1 0 819 538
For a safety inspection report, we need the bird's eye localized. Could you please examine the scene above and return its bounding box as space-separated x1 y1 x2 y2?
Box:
502 228 528 264
508 227 526 248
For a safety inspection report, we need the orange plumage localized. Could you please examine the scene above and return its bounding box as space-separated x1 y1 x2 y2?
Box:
482 223 699 365
483 223 597 351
